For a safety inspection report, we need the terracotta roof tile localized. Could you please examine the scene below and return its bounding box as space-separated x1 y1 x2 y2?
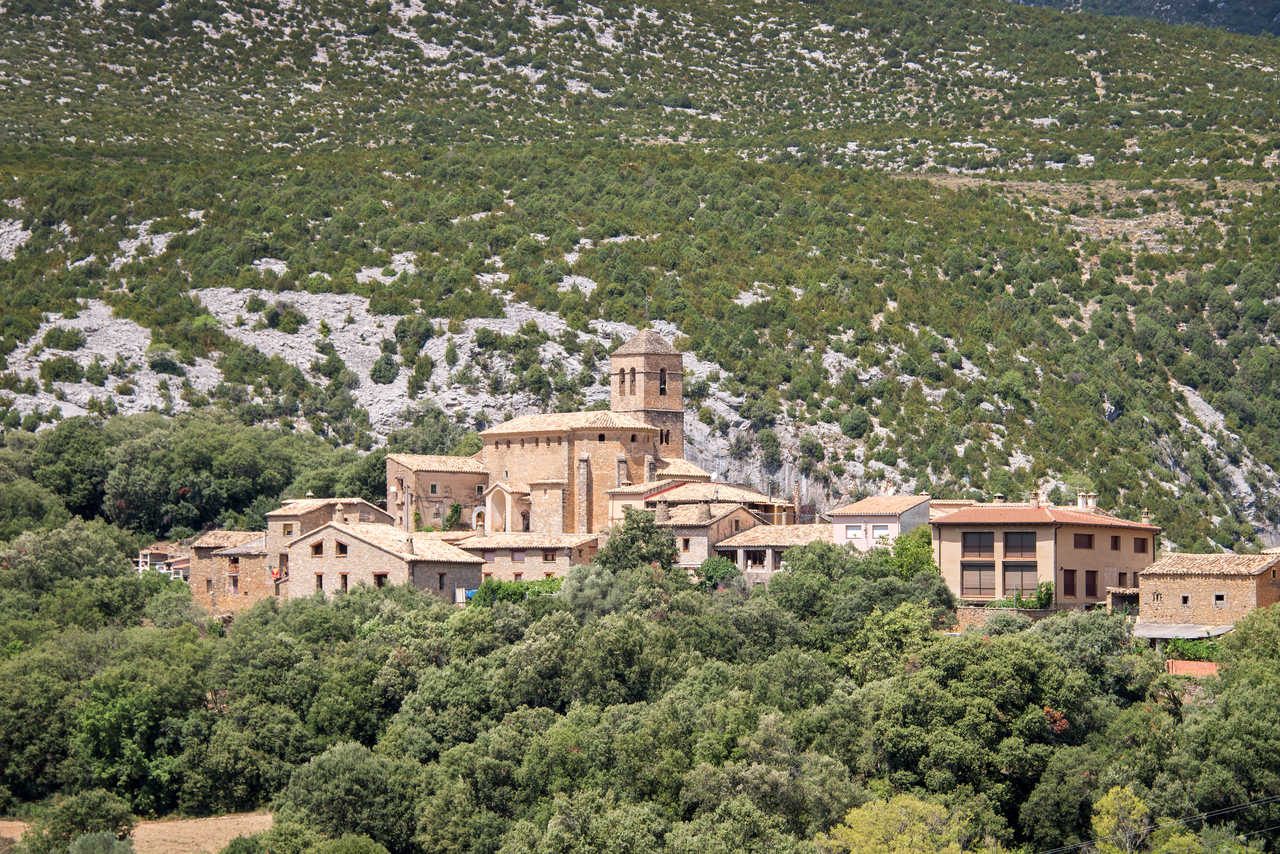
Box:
213 535 266 556
655 503 751 527
266 497 386 517
386 453 485 473
829 494 930 516
192 530 265 550
931 504 1159 531
480 410 657 437
612 330 680 356
655 458 712 479
457 532 599 550
291 522 484 564
1141 553 1280 577
717 524 834 548
655 481 781 505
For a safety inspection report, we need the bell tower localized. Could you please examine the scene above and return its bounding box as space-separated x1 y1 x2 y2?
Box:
609 330 684 459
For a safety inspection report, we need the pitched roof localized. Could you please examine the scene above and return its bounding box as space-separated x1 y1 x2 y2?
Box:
213 535 267 556
655 481 782 506
612 330 680 356
607 480 676 497
656 502 754 527
717 523 834 548
266 497 386 517
192 530 265 550
485 480 530 496
457 532 599 550
290 522 484 564
386 453 485 474
1141 553 1280 578
829 494 930 516
655 458 712 480
480 410 657 437
931 504 1160 531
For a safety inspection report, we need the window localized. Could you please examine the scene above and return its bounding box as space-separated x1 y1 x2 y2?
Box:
659 368 667 395
1118 572 1128 587
961 563 996 597
1003 563 1038 596
543 550 557 562
1004 532 1036 559
205 579 213 593
1214 593 1226 608
315 574 324 592
598 433 605 443
476 484 484 495
1110 535 1121 551
430 483 438 495
374 573 387 589
733 519 741 532
872 524 890 540
283 523 294 536
630 433 636 443
311 541 323 557
1085 570 1098 598
1074 533 1094 550
1152 592 1162 603
1063 569 1077 597
513 572 523 582
483 571 493 580
335 541 348 557
617 368 625 392
229 556 240 568
681 538 691 552
340 574 348 593
845 525 861 539
512 550 525 563
231 575 239 595
962 532 994 558
629 367 636 394
1181 594 1190 607
438 572 446 591
1134 537 1148 554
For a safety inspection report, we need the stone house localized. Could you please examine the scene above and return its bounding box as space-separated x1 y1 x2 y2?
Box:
651 501 763 571
285 521 483 602
137 541 190 581
715 523 835 584
607 480 794 528
828 494 930 550
188 531 271 614
457 532 599 583
264 497 393 584
930 494 1160 606
386 453 488 531
1135 553 1280 639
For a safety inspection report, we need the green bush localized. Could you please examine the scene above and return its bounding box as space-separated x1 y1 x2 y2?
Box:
369 354 398 385
42 327 87 351
39 356 84 383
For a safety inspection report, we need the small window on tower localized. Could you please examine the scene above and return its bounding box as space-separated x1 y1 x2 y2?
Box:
659 368 667 395
629 367 636 394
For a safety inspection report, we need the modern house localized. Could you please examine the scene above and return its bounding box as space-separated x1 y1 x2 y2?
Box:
828 494 930 550
715 523 834 584
1134 553 1280 639
930 494 1160 606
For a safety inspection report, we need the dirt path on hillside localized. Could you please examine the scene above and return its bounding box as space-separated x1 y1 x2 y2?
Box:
0 812 272 853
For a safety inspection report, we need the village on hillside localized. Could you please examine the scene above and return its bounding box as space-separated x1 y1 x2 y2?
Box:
137 331 1278 645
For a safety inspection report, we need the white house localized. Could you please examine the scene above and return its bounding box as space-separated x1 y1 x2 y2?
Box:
828 494 931 550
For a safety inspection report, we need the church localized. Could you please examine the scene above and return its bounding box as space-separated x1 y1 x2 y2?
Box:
385 330 711 536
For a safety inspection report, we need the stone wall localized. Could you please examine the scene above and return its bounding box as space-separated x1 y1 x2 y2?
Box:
953 605 1056 633
1139 573 1267 625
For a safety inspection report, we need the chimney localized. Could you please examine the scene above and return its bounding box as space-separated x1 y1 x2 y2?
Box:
1030 491 1041 508
792 482 801 519
1141 508 1151 525
993 493 1005 504
305 490 315 498
697 502 711 522
655 500 670 523
405 536 415 555
1077 491 1088 510
1086 492 1097 510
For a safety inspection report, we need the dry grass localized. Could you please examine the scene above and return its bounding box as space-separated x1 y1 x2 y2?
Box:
0 812 273 854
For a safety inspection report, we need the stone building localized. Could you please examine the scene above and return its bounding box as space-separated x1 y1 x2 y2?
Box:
1135 553 1280 639
651 501 763 571
458 532 599 583
285 521 483 602
188 530 271 614
386 453 488 531
264 497 393 583
930 494 1160 606
607 480 794 528
828 494 930 550
137 541 190 581
716 523 836 583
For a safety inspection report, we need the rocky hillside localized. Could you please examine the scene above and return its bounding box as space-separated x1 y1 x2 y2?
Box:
1 0 1279 549
1012 0 1280 36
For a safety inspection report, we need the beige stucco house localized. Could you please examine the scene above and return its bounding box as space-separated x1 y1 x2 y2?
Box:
828 494 930 550
715 523 835 584
931 494 1160 606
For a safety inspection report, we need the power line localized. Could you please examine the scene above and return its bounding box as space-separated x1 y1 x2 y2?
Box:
1036 792 1280 854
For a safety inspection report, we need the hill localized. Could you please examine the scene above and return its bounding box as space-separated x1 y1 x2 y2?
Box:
1 0 1279 549
1012 0 1280 36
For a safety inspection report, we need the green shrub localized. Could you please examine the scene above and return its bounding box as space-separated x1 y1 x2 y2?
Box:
369 354 398 385
39 356 83 383
42 327 87 351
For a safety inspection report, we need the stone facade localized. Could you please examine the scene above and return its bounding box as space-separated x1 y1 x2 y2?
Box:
465 534 598 583
386 453 487 531
187 531 272 615
264 497 393 583
1138 554 1280 626
658 503 762 570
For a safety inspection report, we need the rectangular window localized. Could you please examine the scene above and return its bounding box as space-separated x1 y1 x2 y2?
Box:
1134 537 1148 554
1181 594 1190 606
335 541 348 557
229 556 240 568
476 484 484 495
374 573 387 589
1118 572 1128 588
872 524 890 540
845 525 861 539
1004 532 1037 559
1110 535 1121 551
438 572 446 591
512 550 525 563
1074 533 1094 550
282 523 294 536
1063 569 1077 597
543 550 557 562
1003 563 1038 596
430 483 438 495
340 574 348 593
231 575 239 595
1085 570 1098 598
315 574 324 592
1152 592 1162 603
513 572 523 582
961 563 996 598
311 541 323 557
1214 593 1226 607
962 532 994 558
205 579 213 593
681 538 691 552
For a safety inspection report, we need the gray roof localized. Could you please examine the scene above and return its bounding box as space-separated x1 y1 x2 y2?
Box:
1132 623 1236 639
